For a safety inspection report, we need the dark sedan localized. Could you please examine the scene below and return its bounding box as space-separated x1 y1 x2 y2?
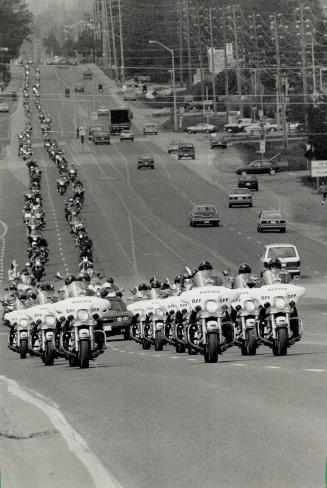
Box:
238 174 259 191
102 297 132 339
236 160 280 176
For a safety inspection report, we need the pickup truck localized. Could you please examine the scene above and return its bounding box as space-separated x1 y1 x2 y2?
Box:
224 118 253 133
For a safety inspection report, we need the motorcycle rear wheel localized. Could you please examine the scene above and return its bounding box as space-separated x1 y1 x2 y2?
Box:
273 328 288 356
204 334 218 363
20 339 28 359
79 340 90 368
154 331 164 351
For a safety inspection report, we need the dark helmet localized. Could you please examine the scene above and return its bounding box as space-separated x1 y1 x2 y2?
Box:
238 263 251 274
269 258 282 269
65 275 76 285
82 273 91 282
151 280 161 289
161 282 170 290
107 277 114 284
138 283 148 291
198 260 213 271
174 274 182 284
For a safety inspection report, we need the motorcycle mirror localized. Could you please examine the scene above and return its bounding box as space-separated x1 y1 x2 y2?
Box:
223 269 229 276
251 275 258 281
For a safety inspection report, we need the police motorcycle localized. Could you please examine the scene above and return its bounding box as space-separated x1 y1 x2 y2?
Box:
180 264 240 362
5 309 32 359
231 264 261 356
251 269 305 355
127 285 152 345
161 295 191 354
54 295 109 368
26 303 58 365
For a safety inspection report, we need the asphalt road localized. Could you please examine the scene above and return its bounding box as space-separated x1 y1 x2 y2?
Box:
0 65 326 488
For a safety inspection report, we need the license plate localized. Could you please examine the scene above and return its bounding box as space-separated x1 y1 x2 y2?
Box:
245 182 250 186
271 220 276 224
103 325 112 331
204 220 210 224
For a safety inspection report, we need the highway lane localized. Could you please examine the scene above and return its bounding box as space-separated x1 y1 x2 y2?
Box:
1 65 327 488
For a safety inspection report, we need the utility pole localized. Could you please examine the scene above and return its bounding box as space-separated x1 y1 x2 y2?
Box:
102 0 112 76
222 7 230 124
185 0 192 86
232 5 243 118
178 1 183 87
209 7 217 114
271 14 282 127
118 0 125 83
109 0 119 82
195 4 205 109
311 31 317 92
299 3 309 130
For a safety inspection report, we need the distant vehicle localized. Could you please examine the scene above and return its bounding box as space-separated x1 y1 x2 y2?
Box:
102 297 132 340
74 84 85 93
177 143 195 160
83 69 93 80
120 129 134 142
64 88 70 98
257 211 286 233
138 154 154 169
224 118 253 134
189 204 220 227
97 106 109 116
228 188 253 208
92 130 111 145
185 122 217 134
143 123 158 135
88 124 105 141
238 174 259 192
123 89 137 101
210 135 227 149
110 108 132 133
260 243 300 277
236 160 280 176
0 102 9 113
168 140 181 154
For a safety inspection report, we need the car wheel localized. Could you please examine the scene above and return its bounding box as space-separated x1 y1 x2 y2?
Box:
192 156 195 159
215 221 220 227
270 169 276 175
229 204 232 208
188 130 193 134
178 156 181 160
257 227 261 232
206 129 210 133
280 228 286 233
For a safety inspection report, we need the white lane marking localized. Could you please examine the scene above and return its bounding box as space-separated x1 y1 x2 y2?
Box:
256 240 262 244
321 313 327 316
303 369 326 373
232 363 247 367
187 358 198 361
265 366 281 369
0 221 9 241
246 236 252 240
238 231 243 235
127 351 134 354
169 356 181 359
152 354 161 357
0 375 123 488
314 271 320 274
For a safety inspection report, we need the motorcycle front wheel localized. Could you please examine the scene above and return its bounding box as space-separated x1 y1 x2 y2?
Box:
273 328 288 356
204 334 218 363
44 341 54 366
176 343 185 353
241 329 257 356
20 339 28 359
142 339 151 350
79 340 90 368
154 330 164 351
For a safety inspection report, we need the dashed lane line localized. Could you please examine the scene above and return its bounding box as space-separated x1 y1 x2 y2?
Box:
303 369 326 373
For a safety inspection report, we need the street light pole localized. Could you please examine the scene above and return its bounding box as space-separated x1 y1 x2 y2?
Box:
149 40 178 131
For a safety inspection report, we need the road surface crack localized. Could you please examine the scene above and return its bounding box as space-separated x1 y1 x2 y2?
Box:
0 428 59 440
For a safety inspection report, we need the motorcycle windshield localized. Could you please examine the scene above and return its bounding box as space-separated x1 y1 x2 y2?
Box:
67 282 85 297
148 288 162 300
20 275 32 286
193 270 223 287
234 274 250 289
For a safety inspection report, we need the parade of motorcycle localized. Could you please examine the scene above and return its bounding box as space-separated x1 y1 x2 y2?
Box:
1 63 308 369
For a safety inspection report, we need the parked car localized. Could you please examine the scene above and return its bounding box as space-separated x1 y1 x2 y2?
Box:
236 160 280 176
93 130 111 144
83 69 93 80
260 243 300 277
138 154 154 169
228 188 253 208
210 135 227 149
0 102 9 113
143 123 158 135
102 297 132 340
257 211 286 233
238 174 259 191
120 129 134 142
177 143 195 160
189 204 220 227
88 124 105 141
185 123 217 134
168 140 181 154
74 84 85 93
97 106 109 116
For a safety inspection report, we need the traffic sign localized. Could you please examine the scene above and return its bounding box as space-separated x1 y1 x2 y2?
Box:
79 126 86 136
91 112 98 120
311 160 327 177
258 139 266 153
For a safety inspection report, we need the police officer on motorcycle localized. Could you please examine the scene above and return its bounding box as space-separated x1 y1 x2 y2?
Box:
263 258 292 285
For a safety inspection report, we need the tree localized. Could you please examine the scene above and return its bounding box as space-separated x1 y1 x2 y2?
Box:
0 0 33 60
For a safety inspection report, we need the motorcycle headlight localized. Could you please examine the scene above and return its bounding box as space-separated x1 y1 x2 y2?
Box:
274 297 286 309
19 318 29 327
45 315 56 326
244 300 256 313
117 317 123 322
205 300 219 314
155 308 165 318
77 309 90 322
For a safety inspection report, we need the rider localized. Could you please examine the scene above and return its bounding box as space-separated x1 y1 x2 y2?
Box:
263 258 292 285
233 263 253 289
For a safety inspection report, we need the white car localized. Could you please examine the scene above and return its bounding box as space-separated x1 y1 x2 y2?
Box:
185 123 217 134
0 102 9 113
260 243 301 277
97 106 109 116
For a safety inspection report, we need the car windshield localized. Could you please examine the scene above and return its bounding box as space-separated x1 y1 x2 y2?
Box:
261 212 282 219
89 126 104 132
180 144 194 149
107 298 126 311
267 246 297 259
145 124 156 128
141 154 152 159
169 141 180 145
194 206 216 213
232 188 250 194
122 130 132 134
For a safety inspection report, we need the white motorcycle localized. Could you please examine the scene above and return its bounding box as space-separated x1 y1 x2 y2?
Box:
232 289 260 356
